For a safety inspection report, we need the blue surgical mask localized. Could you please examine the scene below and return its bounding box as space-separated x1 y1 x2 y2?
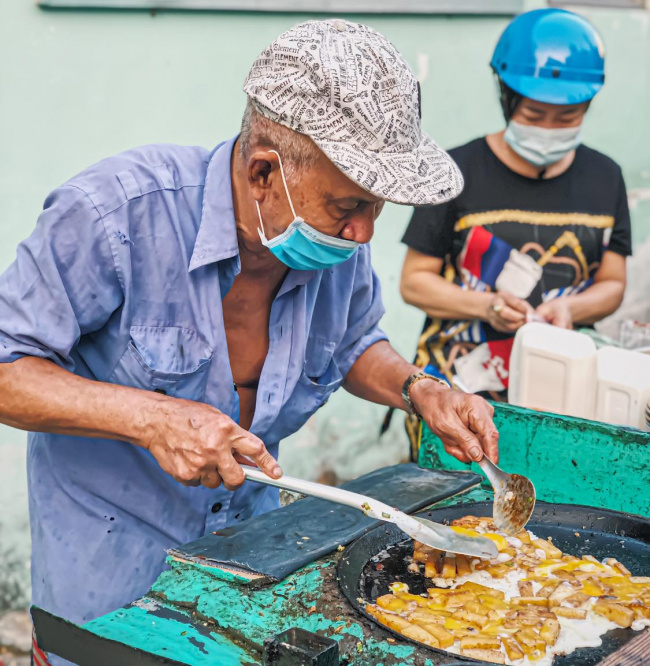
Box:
256 150 360 271
504 120 582 168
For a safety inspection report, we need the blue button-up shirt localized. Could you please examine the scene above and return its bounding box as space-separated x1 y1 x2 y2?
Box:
0 137 386 648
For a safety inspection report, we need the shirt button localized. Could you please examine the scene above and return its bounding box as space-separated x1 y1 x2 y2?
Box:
211 502 223 514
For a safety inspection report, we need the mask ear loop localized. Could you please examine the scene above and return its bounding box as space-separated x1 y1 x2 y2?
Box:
255 149 297 244
255 200 268 243
268 149 298 220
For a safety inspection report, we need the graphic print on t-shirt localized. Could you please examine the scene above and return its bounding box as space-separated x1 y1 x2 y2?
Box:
430 207 613 395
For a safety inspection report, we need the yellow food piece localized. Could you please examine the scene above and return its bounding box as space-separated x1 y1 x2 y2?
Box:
485 563 515 578
452 608 489 628
415 620 455 648
392 591 430 608
376 594 413 612
461 648 506 664
424 560 438 578
593 600 635 628
409 609 448 626
503 636 525 660
605 558 632 576
518 580 534 597
460 635 502 650
534 581 559 599
532 538 563 559
553 606 588 619
441 556 457 579
444 616 481 633
465 600 490 617
401 623 440 648
534 560 567 576
459 581 505 599
444 592 478 609
479 594 509 611
540 618 560 646
366 605 408 631
628 603 650 621
582 579 606 597
563 592 591 608
548 583 577 606
514 628 547 660
389 582 409 594
511 597 550 608
456 555 472 577
482 619 509 636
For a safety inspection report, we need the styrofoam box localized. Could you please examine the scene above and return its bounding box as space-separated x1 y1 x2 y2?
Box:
508 323 597 420
596 346 650 431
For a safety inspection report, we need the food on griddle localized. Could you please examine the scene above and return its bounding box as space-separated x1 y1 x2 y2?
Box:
365 515 650 665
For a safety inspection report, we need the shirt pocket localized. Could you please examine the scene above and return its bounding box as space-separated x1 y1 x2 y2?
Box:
109 325 213 400
297 338 343 397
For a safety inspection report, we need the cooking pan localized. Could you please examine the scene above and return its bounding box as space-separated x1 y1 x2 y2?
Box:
338 501 650 665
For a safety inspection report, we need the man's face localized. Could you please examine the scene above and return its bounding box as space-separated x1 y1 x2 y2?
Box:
252 148 385 245
512 98 589 129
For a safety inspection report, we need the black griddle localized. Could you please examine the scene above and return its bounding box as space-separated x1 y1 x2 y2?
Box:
338 501 650 665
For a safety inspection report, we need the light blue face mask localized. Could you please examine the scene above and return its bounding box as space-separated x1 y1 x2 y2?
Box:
504 120 582 168
256 150 360 271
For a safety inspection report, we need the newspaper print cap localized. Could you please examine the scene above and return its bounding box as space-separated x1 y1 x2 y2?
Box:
243 19 463 206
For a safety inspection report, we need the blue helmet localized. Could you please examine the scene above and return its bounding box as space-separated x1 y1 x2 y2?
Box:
491 8 605 106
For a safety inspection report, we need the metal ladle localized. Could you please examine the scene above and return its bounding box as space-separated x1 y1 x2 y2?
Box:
477 457 536 535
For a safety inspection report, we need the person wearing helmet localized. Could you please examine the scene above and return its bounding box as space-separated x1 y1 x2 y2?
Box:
399 8 631 454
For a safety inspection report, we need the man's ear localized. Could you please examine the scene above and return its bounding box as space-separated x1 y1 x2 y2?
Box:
248 150 281 203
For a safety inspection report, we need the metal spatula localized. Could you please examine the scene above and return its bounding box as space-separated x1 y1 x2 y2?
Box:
477 457 536 535
243 467 498 559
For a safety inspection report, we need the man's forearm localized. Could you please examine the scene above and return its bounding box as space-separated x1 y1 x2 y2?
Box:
344 340 499 463
566 280 625 325
343 341 414 409
343 340 446 410
0 356 162 446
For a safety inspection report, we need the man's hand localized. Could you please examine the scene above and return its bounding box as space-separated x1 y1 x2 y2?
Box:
141 398 282 491
535 298 573 329
485 291 532 333
410 379 499 464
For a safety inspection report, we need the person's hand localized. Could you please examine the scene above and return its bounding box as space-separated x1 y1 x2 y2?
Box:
535 298 573 329
410 380 499 464
140 398 282 490
485 292 532 333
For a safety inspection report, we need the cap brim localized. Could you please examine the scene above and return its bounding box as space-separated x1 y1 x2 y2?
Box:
311 132 464 206
501 72 602 106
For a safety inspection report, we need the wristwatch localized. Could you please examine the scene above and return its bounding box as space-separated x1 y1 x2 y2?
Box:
401 372 449 418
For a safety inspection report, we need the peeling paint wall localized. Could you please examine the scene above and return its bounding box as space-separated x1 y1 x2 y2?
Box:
1 1 649 609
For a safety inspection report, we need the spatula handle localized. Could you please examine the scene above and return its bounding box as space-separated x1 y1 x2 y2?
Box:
242 467 395 519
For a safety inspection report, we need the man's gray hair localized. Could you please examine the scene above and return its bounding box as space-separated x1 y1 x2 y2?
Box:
239 97 320 183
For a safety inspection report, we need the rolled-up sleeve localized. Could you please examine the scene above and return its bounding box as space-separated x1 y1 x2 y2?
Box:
335 244 388 379
0 185 122 370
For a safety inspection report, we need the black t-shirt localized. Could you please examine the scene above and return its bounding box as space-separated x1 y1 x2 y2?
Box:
401 138 632 400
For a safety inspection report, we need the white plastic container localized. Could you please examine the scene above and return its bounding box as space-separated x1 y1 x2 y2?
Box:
595 347 650 431
508 323 597 419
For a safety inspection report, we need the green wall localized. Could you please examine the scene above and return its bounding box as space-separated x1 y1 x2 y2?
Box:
1 1 649 608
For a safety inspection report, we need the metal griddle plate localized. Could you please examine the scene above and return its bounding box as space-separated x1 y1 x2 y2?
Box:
338 501 650 666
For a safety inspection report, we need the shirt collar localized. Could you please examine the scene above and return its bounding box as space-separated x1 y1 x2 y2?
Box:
189 136 240 273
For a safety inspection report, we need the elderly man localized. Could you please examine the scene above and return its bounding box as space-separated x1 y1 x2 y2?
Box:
0 19 497 660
